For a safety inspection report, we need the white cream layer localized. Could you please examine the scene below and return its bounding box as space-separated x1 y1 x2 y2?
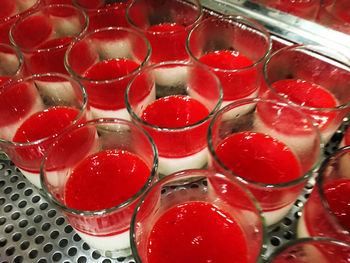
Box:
159 147 208 177
263 202 295 226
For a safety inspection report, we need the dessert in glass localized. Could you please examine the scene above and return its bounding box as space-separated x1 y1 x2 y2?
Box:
317 0 350 34
126 0 202 64
186 15 271 108
297 146 350 243
9 4 88 75
0 73 88 189
65 26 151 120
41 118 158 258
208 98 323 226
0 0 43 44
73 0 130 32
125 61 222 177
267 237 350 262
262 44 350 143
130 169 266 263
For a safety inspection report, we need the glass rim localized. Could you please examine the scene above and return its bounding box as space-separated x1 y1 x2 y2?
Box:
207 97 324 189
186 15 272 73
0 72 88 146
125 0 203 34
317 145 350 234
267 236 350 262
0 0 43 23
125 60 223 131
263 43 350 111
64 26 152 83
129 168 268 263
9 4 89 53
0 43 24 84
40 117 159 216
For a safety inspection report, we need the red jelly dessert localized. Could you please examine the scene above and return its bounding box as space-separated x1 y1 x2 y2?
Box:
199 50 257 100
215 131 301 184
83 58 140 110
12 107 81 171
141 95 210 157
65 149 151 211
146 23 188 63
147 201 248 263
0 76 10 86
323 179 350 231
0 0 16 20
270 79 338 130
0 82 39 128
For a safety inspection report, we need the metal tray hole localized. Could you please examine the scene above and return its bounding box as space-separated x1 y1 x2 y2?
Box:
11 193 19 201
16 182 25 190
10 175 19 183
26 207 35 216
38 258 48 263
18 219 28 228
73 233 81 242
0 216 6 225
5 224 14 234
4 204 13 213
77 256 87 263
117 257 127 262
283 230 294 240
24 188 33 196
0 197 5 205
47 209 57 218
283 217 292 226
26 227 36 236
34 214 43 223
11 212 20 221
18 200 27 209
59 238 68 248
82 242 90 250
102 259 112 263
4 169 12 176
64 225 73 233
14 255 24 263
42 222 51 231
270 236 281 246
55 216 65 226
20 241 30 250
35 235 45 245
0 180 5 188
68 247 77 257
32 195 41 203
0 238 7 247
40 202 49 210
52 251 63 261
4 186 12 194
6 246 15 256
50 230 59 240
29 249 39 259
43 243 53 253
92 251 101 259
12 232 22 242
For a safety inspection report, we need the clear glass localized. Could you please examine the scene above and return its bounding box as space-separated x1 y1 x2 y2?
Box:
9 4 88 75
297 145 350 243
267 237 350 262
0 73 88 189
126 0 203 63
130 169 266 263
73 0 131 31
125 61 222 177
40 118 158 258
0 0 43 44
207 98 323 226
186 15 271 106
65 26 151 120
0 43 24 85
262 44 350 143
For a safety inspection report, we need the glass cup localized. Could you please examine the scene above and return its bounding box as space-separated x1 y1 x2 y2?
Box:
262 44 350 143
65 26 151 120
267 237 350 262
73 0 130 32
125 61 222 177
41 118 158 258
126 0 202 64
0 0 43 44
317 0 350 34
0 73 89 189
130 169 266 263
207 98 323 227
9 4 88 75
186 15 271 107
297 146 350 243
